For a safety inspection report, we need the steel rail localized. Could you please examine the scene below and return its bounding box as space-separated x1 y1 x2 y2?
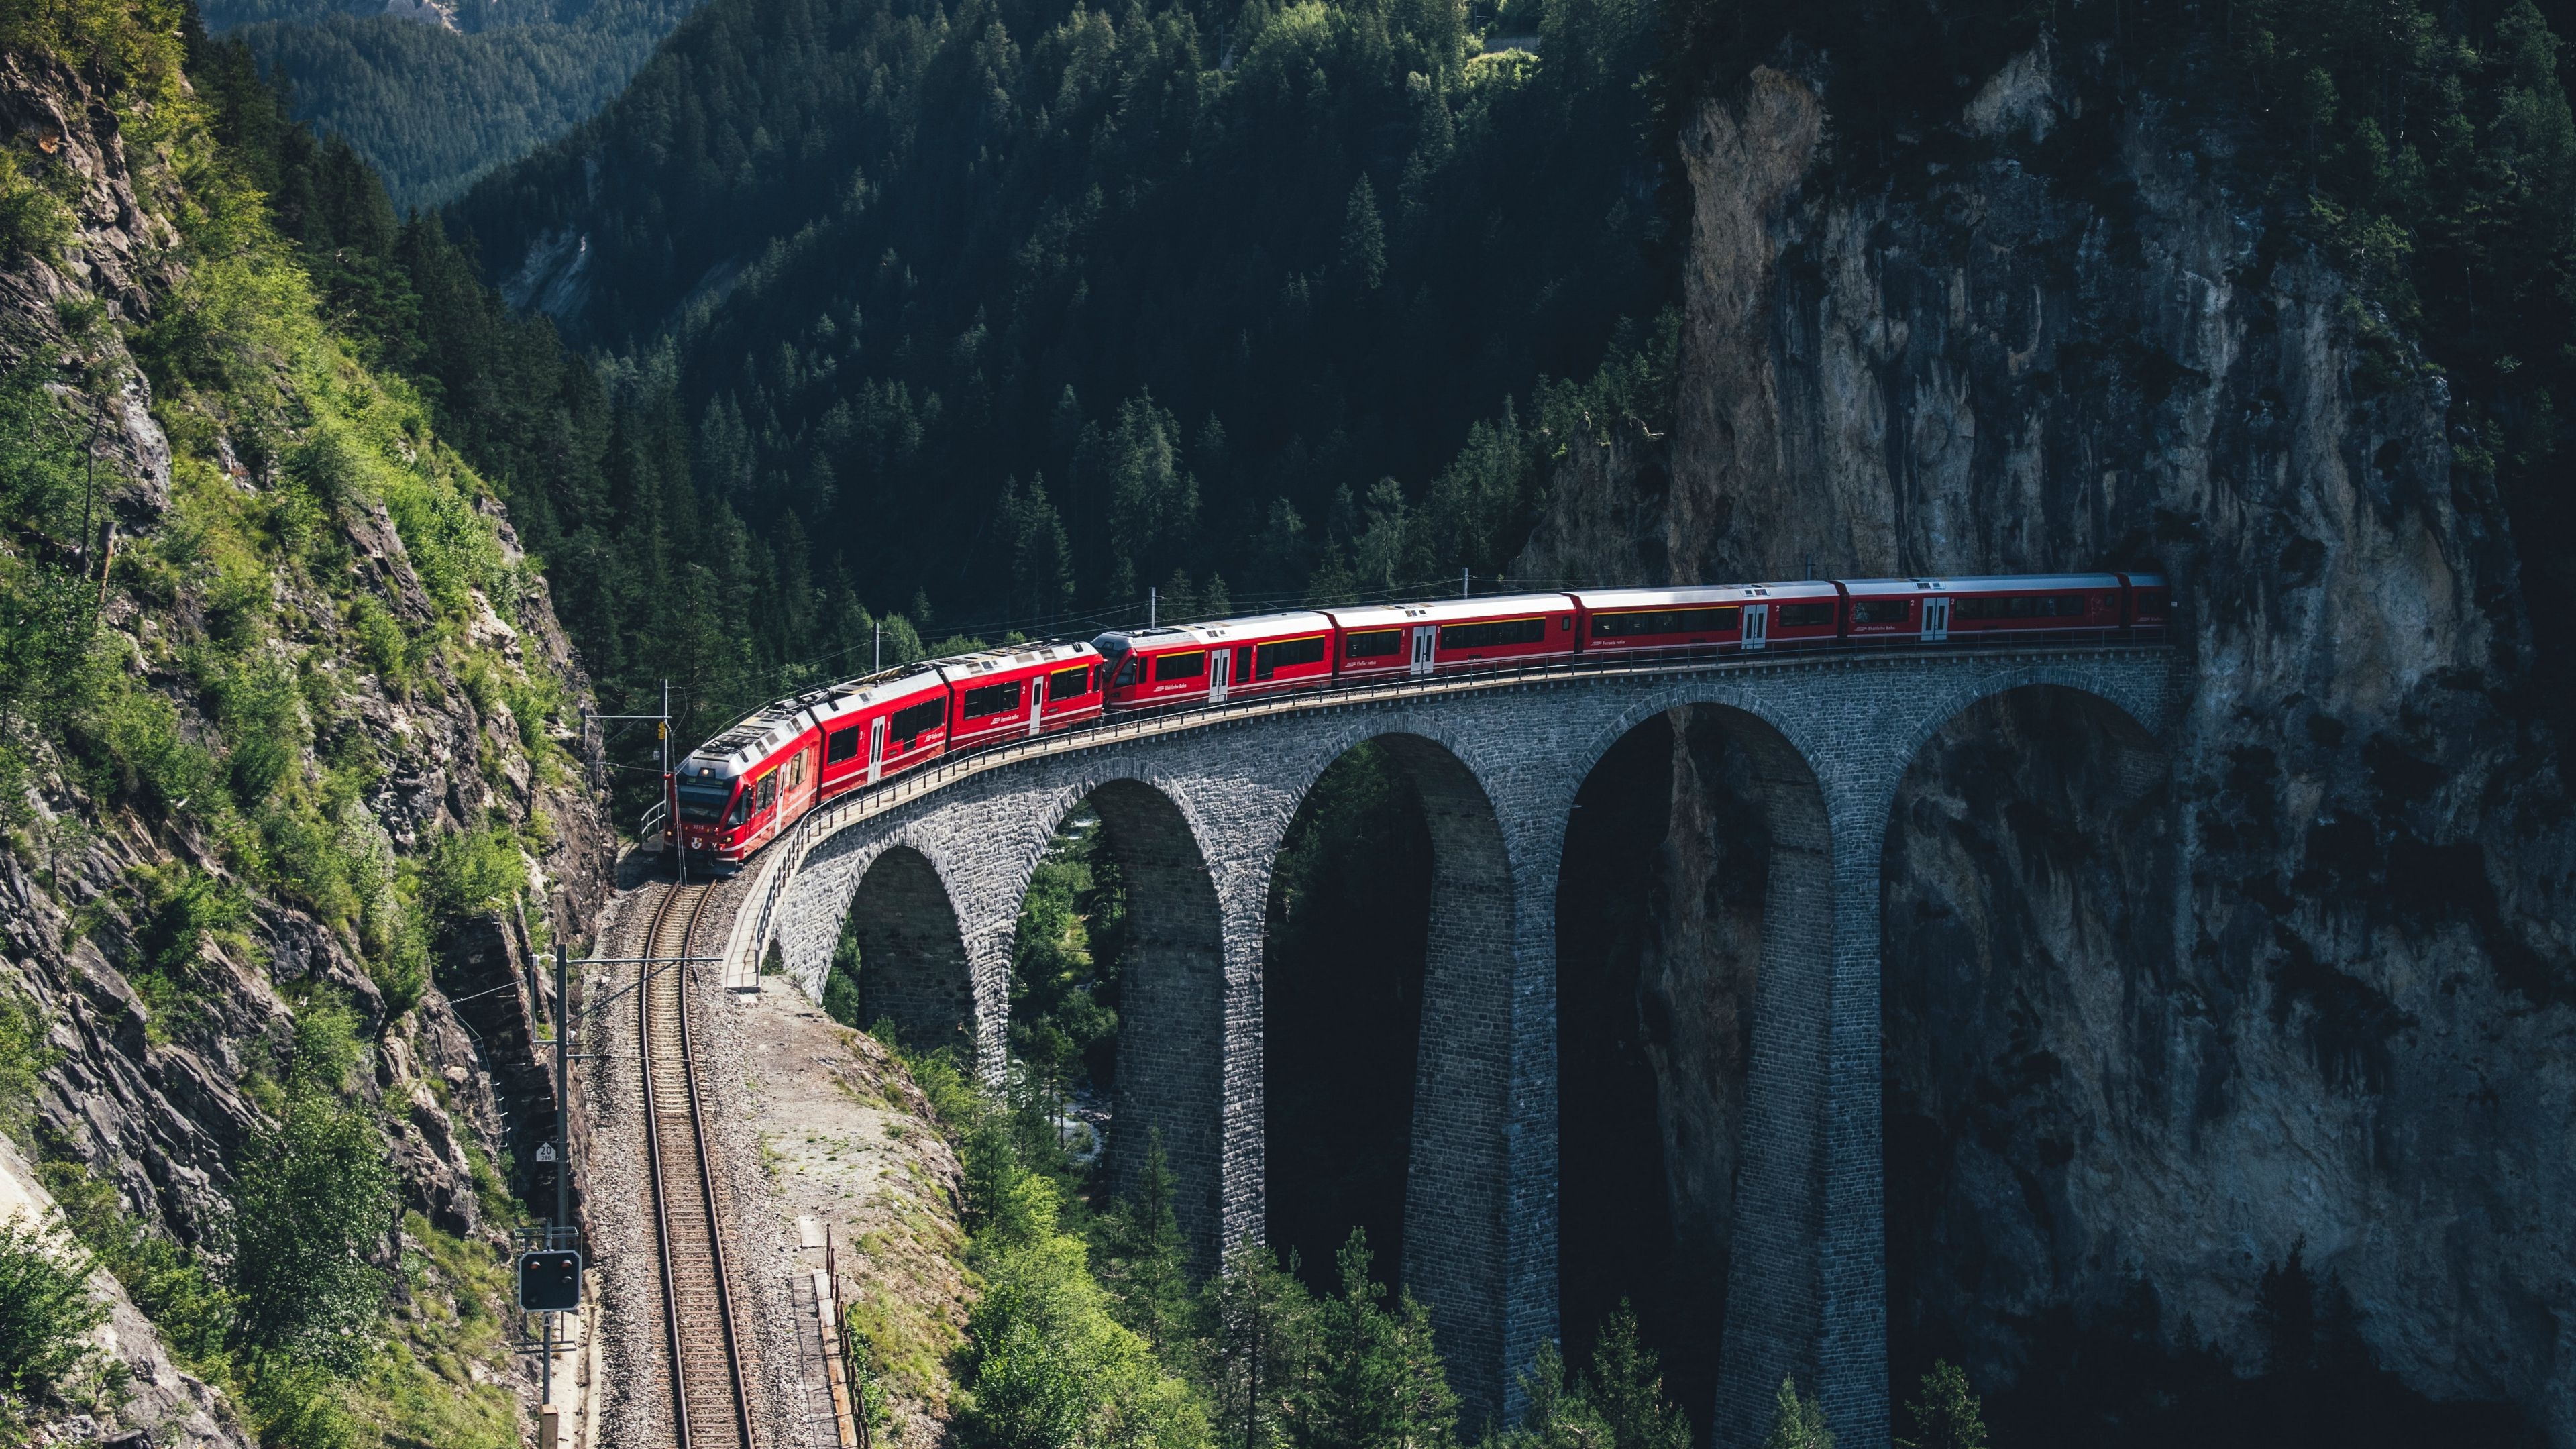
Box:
641 884 758 1448
719 633 2178 985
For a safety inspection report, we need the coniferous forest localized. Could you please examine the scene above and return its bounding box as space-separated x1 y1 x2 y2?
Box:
204 0 707 207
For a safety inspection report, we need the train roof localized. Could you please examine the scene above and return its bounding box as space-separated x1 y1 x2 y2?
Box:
1100 611 1336 650
1841 572 2126 596
933 639 1099 678
1322 593 1580 630
686 694 825 777
1571 582 1839 610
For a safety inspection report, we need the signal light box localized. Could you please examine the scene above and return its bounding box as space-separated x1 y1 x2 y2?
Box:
517 1250 582 1312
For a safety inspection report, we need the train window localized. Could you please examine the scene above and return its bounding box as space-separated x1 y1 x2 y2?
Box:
1154 651 1207 682
1852 599 1911 624
961 680 1024 718
757 774 777 809
826 727 860 764
1254 635 1328 679
1344 629 1402 659
1956 594 2088 621
677 782 732 822
1778 602 1834 627
1114 657 1138 686
890 700 945 740
1591 606 1741 637
1048 666 1091 700
1439 616 1548 649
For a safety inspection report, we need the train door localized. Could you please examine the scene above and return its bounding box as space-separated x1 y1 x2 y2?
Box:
1028 674 1046 737
867 715 887 784
1410 625 1436 677
1741 604 1769 652
1210 647 1232 703
1921 596 1951 641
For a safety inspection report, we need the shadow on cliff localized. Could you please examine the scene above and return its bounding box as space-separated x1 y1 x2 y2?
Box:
1884 687 2542 1446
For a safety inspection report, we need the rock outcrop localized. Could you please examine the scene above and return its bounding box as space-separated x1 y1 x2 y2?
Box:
1525 46 2576 1442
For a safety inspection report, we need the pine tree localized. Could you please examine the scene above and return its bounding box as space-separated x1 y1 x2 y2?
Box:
1582 1303 1688 1449
1099 1131 1195 1358
1205 1237 1314 1449
1383 1287 1460 1449
1762 1376 1832 1449
1894 1361 1986 1449
1303 1230 1398 1449
1494 1342 1611 1449
1340 176 1387 290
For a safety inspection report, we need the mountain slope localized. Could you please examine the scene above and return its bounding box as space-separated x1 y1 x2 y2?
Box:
444 0 1673 646
209 0 705 208
0 2 611 1440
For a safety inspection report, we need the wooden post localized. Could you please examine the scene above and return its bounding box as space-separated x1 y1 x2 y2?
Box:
822 1224 863 1448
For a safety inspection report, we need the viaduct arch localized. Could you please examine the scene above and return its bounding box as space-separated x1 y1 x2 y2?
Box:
736 647 2179 1446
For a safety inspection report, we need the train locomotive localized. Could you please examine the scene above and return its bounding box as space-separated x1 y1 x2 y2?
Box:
667 571 2169 870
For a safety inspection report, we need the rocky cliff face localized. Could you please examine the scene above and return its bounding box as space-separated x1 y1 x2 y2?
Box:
0 46 612 1445
1525 47 2576 1442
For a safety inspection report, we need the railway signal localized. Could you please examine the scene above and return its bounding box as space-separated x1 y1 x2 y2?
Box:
518 1248 583 1311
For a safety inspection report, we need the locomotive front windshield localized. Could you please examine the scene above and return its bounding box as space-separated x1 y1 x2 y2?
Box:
677 782 734 823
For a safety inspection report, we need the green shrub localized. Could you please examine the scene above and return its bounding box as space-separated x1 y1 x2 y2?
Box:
72 677 223 814
0 987 52 1148
39 1157 233 1371
0 150 72 263
423 823 521 919
227 1074 395 1369
241 1350 362 1449
0 1214 107 1407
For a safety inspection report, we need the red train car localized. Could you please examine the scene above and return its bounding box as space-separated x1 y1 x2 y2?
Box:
1844 574 2129 641
938 641 1106 751
1570 582 1842 655
809 663 953 799
669 641 1102 870
1323 595 1581 678
1093 612 1338 708
672 697 828 867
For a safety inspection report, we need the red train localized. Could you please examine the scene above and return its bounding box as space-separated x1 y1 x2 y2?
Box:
667 572 2169 869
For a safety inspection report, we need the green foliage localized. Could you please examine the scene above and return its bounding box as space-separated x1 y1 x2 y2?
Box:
211 0 708 209
227 1007 397 1371
1491 1303 1690 1449
1578 1304 1690 1449
0 0 191 104
361 0 1674 769
957 1167 1210 1449
1094 1132 1192 1360
1296 1230 1457 1449
0 985 54 1148
40 1153 235 1371
423 821 524 918
1202 1236 1314 1449
1008 806 1126 1101
0 1214 107 1410
0 149 74 262
1493 1342 1610 1449
1894 1360 1986 1449
1762 1376 1833 1449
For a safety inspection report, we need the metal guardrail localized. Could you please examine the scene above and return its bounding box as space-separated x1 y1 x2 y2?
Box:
714 628 2175 985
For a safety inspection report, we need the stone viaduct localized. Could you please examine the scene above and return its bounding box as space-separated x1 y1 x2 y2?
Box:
715 644 2179 1448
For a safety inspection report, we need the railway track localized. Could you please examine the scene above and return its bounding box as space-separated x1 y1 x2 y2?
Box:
641 883 757 1449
